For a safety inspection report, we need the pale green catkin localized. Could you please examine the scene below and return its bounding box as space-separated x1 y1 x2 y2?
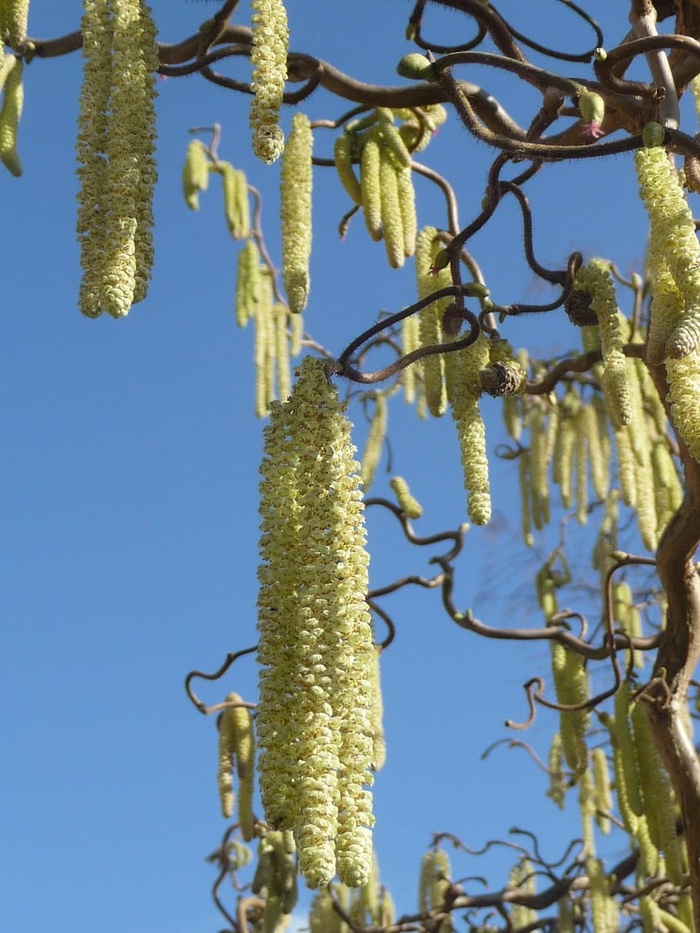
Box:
390 476 422 519
445 334 491 525
249 0 288 164
379 144 405 268
280 113 313 312
257 359 374 888
573 260 631 428
591 747 612 834
636 146 700 359
76 0 158 318
415 227 450 417
1 0 29 50
360 129 383 241
0 53 22 177
334 132 363 204
360 394 388 490
219 162 250 239
182 139 210 210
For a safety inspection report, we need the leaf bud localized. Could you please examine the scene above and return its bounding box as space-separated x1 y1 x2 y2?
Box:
642 122 666 148
396 54 435 82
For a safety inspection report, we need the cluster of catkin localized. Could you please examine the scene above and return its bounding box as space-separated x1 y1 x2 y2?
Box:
183 122 311 415
418 848 453 933
251 830 299 931
540 562 692 933
256 357 379 889
635 137 700 463
217 692 255 841
506 262 681 552
400 226 520 525
76 0 158 318
335 106 446 268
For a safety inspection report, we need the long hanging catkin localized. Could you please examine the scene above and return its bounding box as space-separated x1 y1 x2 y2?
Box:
257 357 376 889
76 0 158 318
249 0 288 164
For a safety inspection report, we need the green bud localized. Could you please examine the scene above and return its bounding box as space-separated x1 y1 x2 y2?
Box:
642 122 666 148
396 54 435 82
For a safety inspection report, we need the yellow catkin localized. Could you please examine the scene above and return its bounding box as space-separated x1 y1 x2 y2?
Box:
612 682 644 820
76 0 158 318
636 145 700 359
376 108 412 167
573 260 631 428
518 449 535 548
396 162 417 258
274 304 291 404
360 394 388 490
580 402 609 501
508 859 537 931
614 581 644 670
667 350 700 463
587 857 611 933
249 0 288 164
369 647 385 772
401 312 421 405
310 888 346 933
76 0 113 318
257 359 374 888
503 393 523 442
389 475 422 519
217 693 256 839
553 389 579 509
599 710 638 835
280 113 313 313
540 565 589 776
445 334 491 525
218 162 250 239
630 700 685 884
182 139 210 210
102 0 158 315
0 53 22 177
418 849 451 914
360 129 383 241
254 270 276 418
591 747 612 835
574 407 589 525
334 132 363 204
217 702 238 820
235 238 262 328
527 401 551 529
546 732 567 809
415 227 450 417
379 145 405 269
623 358 658 551
1 0 29 50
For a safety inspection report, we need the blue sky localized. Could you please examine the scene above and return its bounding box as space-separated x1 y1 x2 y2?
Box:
2 3 674 931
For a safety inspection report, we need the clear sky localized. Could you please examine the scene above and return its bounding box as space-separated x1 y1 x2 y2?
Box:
2 3 672 932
